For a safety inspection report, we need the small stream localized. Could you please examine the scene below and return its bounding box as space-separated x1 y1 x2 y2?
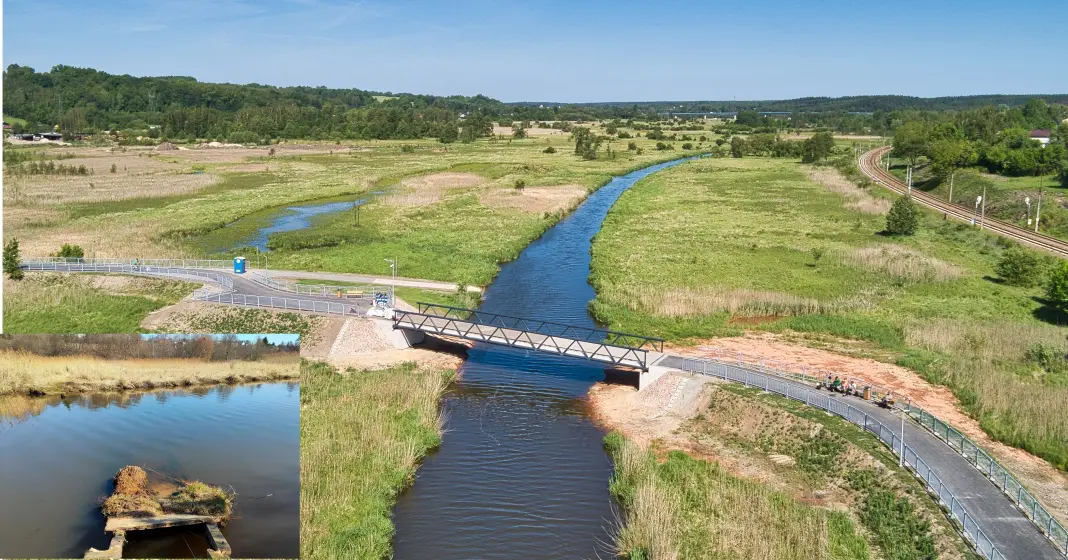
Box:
0 382 300 559
391 156 703 559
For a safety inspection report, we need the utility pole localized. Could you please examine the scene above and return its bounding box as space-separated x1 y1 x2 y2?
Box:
980 185 987 230
907 166 912 194
947 172 954 205
1035 189 1043 233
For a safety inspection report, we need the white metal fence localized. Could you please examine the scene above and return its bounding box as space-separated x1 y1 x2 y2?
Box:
668 356 1006 560
24 257 234 269
22 261 236 289
247 272 391 302
191 291 359 316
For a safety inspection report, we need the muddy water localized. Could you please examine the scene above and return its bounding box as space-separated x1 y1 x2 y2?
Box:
0 382 300 559
391 156 703 559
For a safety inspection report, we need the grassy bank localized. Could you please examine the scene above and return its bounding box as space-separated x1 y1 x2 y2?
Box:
589 156 1068 471
603 381 972 560
605 434 870 560
0 351 299 395
300 361 454 559
3 273 197 333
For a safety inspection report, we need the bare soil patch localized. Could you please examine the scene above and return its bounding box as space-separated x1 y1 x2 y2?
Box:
385 172 485 207
669 331 1068 527
479 184 586 214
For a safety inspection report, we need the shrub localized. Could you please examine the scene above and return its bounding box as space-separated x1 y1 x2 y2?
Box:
543 146 556 154
715 138 725 146
885 196 918 236
995 246 1044 287
400 144 416 153
54 244 85 259
110 163 117 173
627 141 637 151
681 142 694 150
514 179 526 190
1026 342 1067 373
1047 261 1068 309
3 238 23 280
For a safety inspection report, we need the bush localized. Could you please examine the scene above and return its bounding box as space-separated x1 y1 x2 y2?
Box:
3 238 23 280
109 163 117 173
682 142 694 150
995 246 1044 287
514 179 526 190
54 244 85 259
1047 261 1068 309
885 196 918 236
543 146 556 154
400 144 416 153
627 141 637 151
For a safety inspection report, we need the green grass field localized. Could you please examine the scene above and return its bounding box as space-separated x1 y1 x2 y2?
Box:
2 273 195 333
300 361 453 559
590 156 1068 472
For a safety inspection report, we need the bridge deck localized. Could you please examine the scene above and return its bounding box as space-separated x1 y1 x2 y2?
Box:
393 303 663 370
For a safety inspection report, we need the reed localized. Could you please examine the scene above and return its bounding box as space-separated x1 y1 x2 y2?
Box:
0 351 298 395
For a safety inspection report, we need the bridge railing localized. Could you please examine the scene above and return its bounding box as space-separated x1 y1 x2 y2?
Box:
906 405 1068 556
670 356 1006 560
23 257 234 269
414 302 665 352
192 291 357 316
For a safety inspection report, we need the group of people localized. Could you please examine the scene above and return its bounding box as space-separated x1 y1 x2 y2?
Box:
818 374 897 408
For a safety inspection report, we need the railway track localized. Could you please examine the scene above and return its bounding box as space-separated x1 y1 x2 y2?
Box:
859 146 1068 258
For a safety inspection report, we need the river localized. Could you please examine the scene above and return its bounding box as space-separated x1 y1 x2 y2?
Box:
391 156 703 559
0 382 300 559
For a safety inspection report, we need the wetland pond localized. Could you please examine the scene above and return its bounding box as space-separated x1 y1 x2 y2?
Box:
0 382 300 558
390 155 704 559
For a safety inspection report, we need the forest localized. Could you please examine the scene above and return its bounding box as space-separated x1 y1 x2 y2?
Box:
889 98 1068 183
4 64 1068 143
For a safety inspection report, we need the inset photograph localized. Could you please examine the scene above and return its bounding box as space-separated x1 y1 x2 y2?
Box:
0 334 300 559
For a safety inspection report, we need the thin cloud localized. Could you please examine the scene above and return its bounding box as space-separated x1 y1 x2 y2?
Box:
128 23 168 33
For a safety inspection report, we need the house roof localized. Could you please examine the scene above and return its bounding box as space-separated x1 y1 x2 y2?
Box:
1030 129 1051 138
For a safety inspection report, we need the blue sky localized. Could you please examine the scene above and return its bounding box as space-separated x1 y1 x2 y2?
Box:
3 0 1066 102
143 334 300 345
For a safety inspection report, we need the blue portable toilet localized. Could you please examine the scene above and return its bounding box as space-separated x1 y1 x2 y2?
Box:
233 256 246 274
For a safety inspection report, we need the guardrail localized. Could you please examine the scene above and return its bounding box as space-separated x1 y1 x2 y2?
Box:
415 302 665 352
698 347 1067 557
907 405 1068 556
192 291 359 316
24 257 235 269
247 272 392 301
669 356 1005 560
22 261 236 289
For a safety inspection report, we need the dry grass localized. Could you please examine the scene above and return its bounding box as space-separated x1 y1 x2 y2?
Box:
5 171 220 205
607 436 860 560
101 493 164 518
167 480 233 518
905 319 1066 362
612 285 864 318
384 172 485 207
0 351 299 396
115 466 149 495
836 245 965 283
807 167 890 215
479 184 586 214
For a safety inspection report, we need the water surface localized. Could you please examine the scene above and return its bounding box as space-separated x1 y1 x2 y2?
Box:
392 156 702 559
0 382 300 559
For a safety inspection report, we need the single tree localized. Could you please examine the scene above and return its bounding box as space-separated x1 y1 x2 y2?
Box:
512 124 527 139
730 136 746 158
891 121 928 167
996 246 1044 287
885 196 919 235
1047 261 1068 309
3 238 24 280
572 127 602 160
801 132 835 163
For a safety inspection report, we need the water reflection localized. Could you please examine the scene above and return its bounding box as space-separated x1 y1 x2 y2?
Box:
0 382 299 559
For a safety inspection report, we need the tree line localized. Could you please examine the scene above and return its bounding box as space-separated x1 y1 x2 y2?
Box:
890 98 1068 184
0 334 299 361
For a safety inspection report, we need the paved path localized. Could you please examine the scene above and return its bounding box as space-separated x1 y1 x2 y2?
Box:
264 269 481 292
656 354 1064 560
